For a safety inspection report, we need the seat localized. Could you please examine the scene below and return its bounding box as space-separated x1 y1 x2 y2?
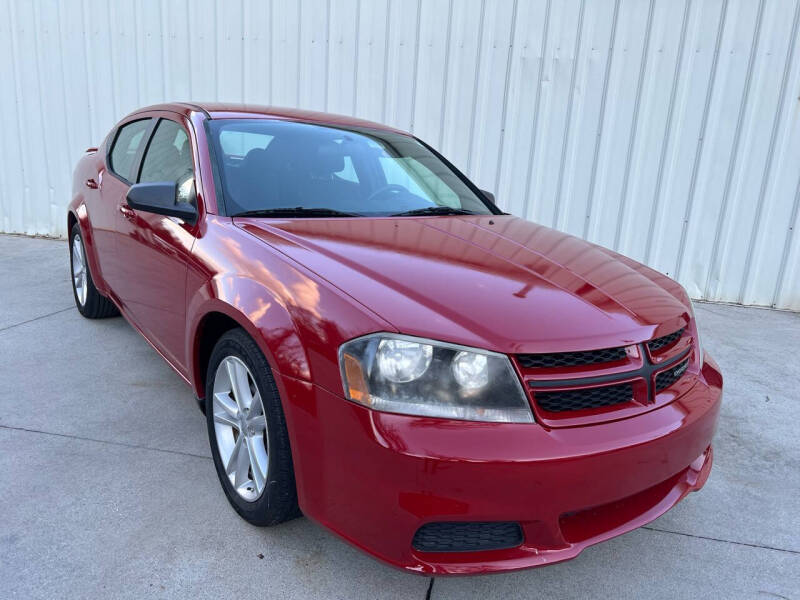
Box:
229 136 360 212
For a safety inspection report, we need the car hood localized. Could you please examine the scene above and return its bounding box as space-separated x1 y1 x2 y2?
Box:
235 215 690 353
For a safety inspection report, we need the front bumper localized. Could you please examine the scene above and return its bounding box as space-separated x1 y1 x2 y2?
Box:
279 355 722 575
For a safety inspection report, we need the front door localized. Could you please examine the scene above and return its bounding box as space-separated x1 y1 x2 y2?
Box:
114 117 197 376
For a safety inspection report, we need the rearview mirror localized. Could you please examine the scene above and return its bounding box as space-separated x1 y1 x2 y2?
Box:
126 181 197 225
480 189 496 205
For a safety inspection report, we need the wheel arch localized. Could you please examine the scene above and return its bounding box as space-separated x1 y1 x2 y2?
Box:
188 283 312 402
67 209 78 235
192 310 244 400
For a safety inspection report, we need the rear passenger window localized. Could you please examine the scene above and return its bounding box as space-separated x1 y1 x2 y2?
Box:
139 119 193 184
109 119 151 180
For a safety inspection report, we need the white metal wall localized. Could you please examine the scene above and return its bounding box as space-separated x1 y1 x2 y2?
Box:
0 0 798 310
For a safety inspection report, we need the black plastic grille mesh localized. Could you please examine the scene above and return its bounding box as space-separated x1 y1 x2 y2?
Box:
412 522 523 553
517 346 627 369
648 328 685 353
534 381 634 412
655 358 689 392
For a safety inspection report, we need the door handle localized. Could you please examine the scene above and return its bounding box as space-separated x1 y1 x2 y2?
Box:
119 204 135 219
85 178 98 189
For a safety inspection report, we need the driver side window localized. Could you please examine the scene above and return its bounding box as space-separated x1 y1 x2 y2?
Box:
139 119 193 185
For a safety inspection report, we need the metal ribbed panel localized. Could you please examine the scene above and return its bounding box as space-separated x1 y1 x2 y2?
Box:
0 0 797 310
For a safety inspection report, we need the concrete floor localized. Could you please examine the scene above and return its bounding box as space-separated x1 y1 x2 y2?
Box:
0 234 798 599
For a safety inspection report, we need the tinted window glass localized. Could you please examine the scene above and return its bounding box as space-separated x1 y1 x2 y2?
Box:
207 119 494 217
378 156 460 208
109 119 151 180
139 119 193 184
220 130 274 158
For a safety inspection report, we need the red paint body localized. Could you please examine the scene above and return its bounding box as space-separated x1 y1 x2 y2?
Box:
68 103 722 575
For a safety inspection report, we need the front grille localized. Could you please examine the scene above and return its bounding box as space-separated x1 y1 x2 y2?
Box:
655 358 689 392
648 328 684 353
524 325 691 417
517 346 627 369
534 381 634 413
412 522 523 553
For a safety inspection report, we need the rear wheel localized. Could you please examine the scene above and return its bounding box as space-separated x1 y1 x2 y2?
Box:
205 328 299 525
69 223 119 319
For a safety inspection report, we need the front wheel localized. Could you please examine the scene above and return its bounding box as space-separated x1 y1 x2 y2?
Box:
205 328 299 525
69 223 119 319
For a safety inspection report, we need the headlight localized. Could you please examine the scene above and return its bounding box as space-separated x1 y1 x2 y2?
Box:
452 351 489 389
339 333 534 423
689 299 705 368
376 338 433 382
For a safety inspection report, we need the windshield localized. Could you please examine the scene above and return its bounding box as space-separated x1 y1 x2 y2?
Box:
207 119 496 217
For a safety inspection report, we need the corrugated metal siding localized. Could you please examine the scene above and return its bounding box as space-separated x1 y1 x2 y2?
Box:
0 0 798 310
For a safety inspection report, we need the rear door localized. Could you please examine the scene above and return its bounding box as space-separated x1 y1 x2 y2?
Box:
95 117 153 294
113 116 198 375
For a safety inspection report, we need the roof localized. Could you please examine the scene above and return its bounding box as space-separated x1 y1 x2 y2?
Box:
126 102 409 135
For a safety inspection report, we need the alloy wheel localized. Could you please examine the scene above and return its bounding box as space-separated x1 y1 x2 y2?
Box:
71 235 88 306
212 356 269 502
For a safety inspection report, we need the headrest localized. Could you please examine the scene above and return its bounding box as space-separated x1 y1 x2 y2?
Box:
241 147 268 169
311 140 345 175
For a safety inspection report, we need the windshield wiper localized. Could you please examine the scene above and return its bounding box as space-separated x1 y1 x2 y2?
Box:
390 206 481 217
233 207 360 218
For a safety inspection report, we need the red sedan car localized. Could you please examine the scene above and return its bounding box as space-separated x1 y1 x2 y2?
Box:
68 102 722 575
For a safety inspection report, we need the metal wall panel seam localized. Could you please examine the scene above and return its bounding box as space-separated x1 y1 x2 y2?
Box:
552 0 586 230
0 0 15 230
772 160 800 307
644 0 692 265
162 0 171 99
352 0 361 115
294 1 302 105
55 0 74 171
582 0 620 240
324 0 330 111
491 0 518 194
133 0 142 106
702 0 765 298
7 0 28 233
213 0 220 100
437 0 455 148
105 2 118 120
465 0 487 175
31 0 51 233
737 0 800 303
674 0 728 281
244 0 251 102
186 0 193 98
78 0 95 144
521 0 552 220
380 0 392 124
408 0 423 132
612 0 655 251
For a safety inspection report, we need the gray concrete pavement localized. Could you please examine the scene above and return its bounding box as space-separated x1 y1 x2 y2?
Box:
1 234 798 599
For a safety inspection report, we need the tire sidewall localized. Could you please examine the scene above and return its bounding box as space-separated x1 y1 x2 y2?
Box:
205 330 292 525
69 222 119 319
69 223 90 316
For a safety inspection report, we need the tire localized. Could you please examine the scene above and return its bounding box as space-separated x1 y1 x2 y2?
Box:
69 223 119 319
205 328 300 526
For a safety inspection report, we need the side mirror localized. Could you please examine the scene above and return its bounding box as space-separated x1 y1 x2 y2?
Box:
126 181 197 225
481 189 496 205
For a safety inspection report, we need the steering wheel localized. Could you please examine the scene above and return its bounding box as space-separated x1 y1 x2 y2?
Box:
365 184 409 206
